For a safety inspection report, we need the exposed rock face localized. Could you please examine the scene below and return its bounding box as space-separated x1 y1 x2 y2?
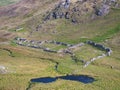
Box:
44 0 119 23
44 0 71 21
96 4 110 16
95 0 119 16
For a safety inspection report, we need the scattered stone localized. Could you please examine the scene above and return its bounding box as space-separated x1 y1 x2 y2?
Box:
15 28 23 32
0 65 7 74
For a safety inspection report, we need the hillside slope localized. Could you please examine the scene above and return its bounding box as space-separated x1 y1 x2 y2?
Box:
0 0 59 30
0 0 120 90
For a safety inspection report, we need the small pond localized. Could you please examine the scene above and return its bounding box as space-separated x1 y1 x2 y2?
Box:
31 75 95 84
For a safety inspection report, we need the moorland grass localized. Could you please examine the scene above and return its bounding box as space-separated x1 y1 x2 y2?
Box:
0 6 120 90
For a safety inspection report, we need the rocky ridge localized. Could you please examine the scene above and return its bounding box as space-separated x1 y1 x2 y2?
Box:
44 0 119 23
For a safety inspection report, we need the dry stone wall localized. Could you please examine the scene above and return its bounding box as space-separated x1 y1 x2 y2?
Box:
83 40 112 68
14 37 112 68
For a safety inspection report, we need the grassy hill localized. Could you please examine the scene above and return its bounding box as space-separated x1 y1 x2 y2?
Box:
0 0 120 90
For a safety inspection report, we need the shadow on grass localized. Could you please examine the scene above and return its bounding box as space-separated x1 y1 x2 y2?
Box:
31 75 95 84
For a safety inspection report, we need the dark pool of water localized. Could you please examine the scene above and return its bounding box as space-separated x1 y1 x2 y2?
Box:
31 75 95 84
31 77 57 83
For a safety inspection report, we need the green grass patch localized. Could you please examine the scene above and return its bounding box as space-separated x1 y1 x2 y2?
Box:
91 24 120 42
0 0 19 6
10 41 17 46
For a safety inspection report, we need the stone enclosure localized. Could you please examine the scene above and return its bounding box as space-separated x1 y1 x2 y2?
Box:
14 37 112 68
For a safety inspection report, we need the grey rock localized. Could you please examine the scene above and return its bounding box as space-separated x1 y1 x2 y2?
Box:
43 48 57 53
96 4 110 16
0 65 7 74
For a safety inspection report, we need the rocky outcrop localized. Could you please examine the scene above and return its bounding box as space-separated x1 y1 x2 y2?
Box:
95 4 110 16
95 0 119 16
44 0 119 23
44 0 71 21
